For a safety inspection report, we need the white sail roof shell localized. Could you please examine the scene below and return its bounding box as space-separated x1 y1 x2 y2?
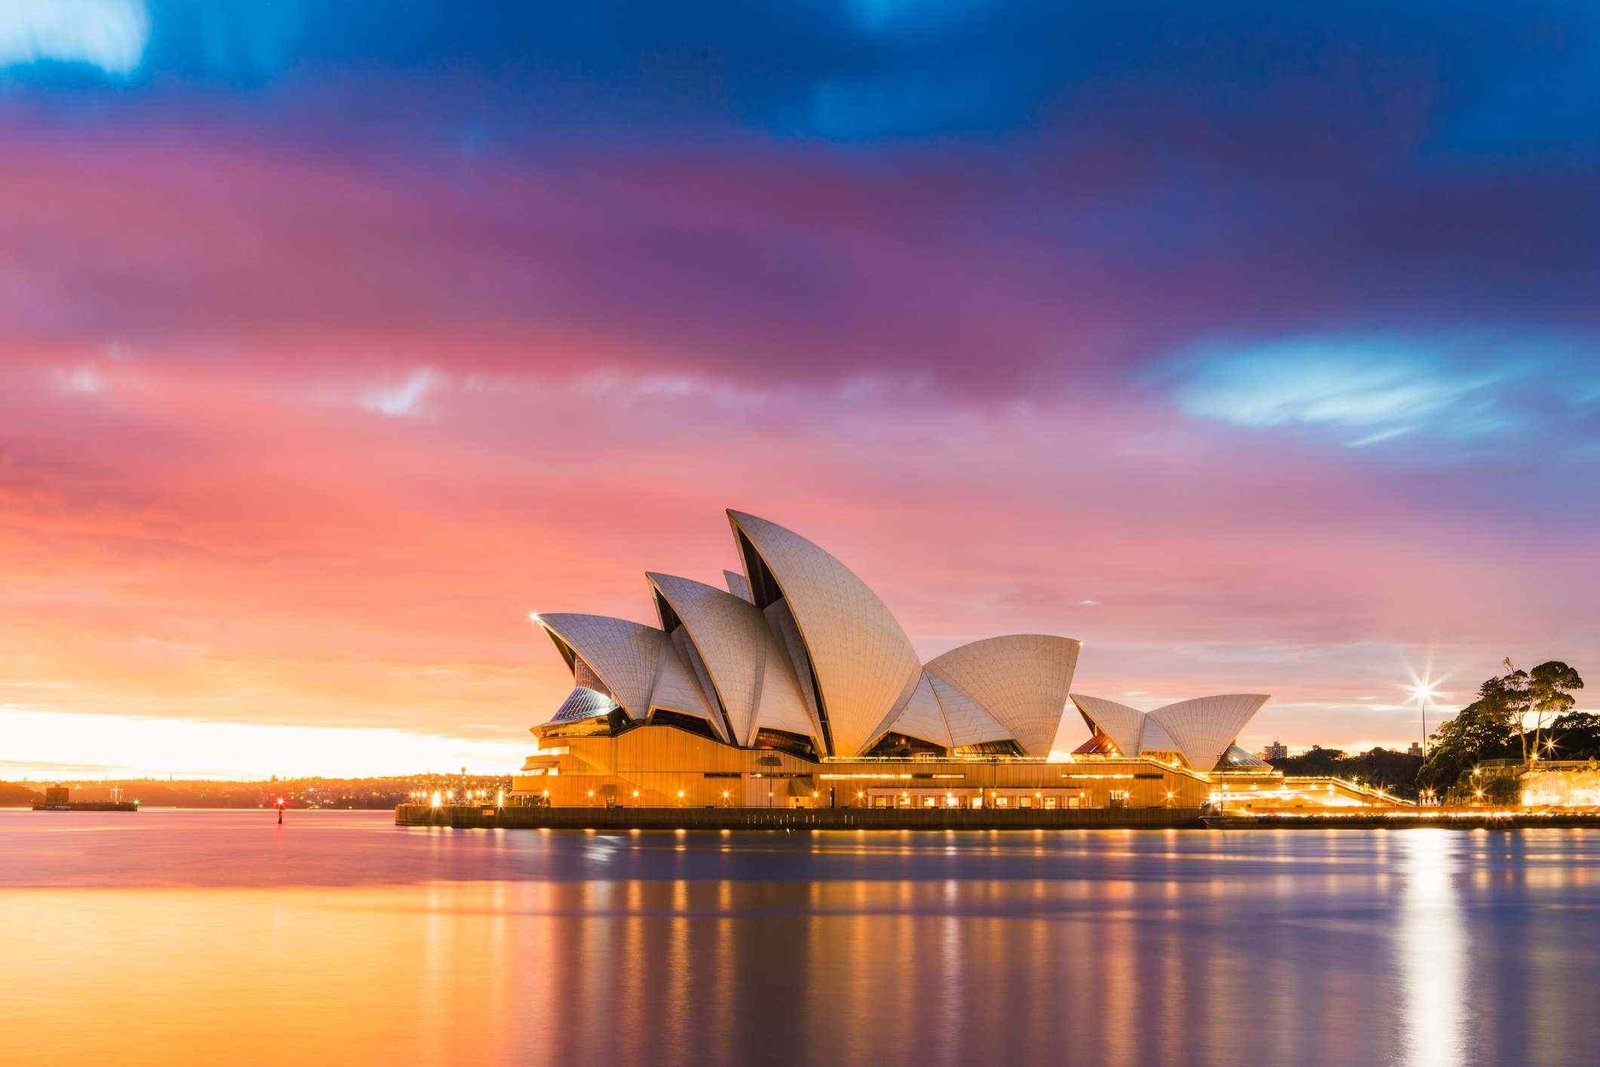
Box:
648 634 724 738
1070 693 1270 771
886 672 954 748
535 612 722 738
928 674 1015 748
723 569 753 603
1071 694 1147 756
647 572 818 750
536 613 662 720
572 658 611 698
1137 716 1180 756
549 686 616 724
1148 694 1269 773
1220 744 1270 769
922 635 1080 756
728 511 922 757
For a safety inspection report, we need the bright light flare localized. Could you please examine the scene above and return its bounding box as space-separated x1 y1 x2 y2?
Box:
1406 677 1442 705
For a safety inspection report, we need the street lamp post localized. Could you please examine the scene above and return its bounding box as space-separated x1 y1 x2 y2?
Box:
1407 677 1440 808
1415 685 1433 760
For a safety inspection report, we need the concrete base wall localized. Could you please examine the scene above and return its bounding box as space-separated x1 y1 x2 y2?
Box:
517 725 1219 810
396 803 1206 831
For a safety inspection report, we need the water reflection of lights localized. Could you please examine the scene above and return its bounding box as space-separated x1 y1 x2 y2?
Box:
1399 831 1464 1067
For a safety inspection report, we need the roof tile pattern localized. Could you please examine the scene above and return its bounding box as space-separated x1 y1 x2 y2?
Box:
924 635 1081 756
1070 694 1270 771
760 599 827 747
672 628 721 723
534 512 1090 760
537 612 720 736
648 632 723 739
1069 695 1146 755
537 613 663 720
728 511 923 756
647 572 815 749
572 658 611 698
1148 695 1269 773
927 674 1015 748
1220 744 1270 769
1138 716 1180 755
550 686 616 724
723 569 753 603
885 672 954 748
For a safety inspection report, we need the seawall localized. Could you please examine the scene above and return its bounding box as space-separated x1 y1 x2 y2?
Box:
1203 811 1600 829
394 803 1205 831
395 804 1600 831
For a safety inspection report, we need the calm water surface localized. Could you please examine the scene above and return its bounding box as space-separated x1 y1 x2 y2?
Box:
3 810 1598 1066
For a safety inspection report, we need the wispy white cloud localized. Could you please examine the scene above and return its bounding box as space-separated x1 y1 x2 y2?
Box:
359 367 440 418
1163 332 1599 454
55 365 105 394
0 0 149 77
576 370 772 410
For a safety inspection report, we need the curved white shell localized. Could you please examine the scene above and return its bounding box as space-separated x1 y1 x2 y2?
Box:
1070 693 1270 771
924 635 1081 756
727 511 922 756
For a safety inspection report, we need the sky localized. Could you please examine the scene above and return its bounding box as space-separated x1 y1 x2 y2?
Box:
2 1 1597 779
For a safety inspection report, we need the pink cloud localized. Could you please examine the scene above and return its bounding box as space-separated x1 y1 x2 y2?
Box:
0 348 1593 771
1 127 1594 773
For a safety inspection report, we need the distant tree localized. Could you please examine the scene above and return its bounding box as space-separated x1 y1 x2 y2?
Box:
0 782 44 807
1344 748 1425 796
1275 661 1585 799
1268 746 1422 800
1273 746 1345 776
1418 674 1523 792
1528 661 1585 760
1546 712 1600 761
1500 660 1532 764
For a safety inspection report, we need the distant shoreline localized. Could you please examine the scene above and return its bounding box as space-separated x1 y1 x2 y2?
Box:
0 774 508 812
1 803 398 811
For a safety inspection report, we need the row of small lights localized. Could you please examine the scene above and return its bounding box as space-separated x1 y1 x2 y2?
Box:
409 788 506 808
1247 808 1598 819
432 781 1474 809
547 786 1187 807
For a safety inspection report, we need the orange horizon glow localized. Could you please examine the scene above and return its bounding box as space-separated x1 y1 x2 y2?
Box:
1 118 1592 779
0 709 526 782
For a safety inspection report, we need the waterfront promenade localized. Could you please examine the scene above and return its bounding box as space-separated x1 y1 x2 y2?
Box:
396 803 1600 831
396 803 1205 830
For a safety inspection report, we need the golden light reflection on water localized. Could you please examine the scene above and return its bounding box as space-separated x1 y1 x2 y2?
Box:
5 815 1600 1065
1399 831 1465 1067
1 883 558 1065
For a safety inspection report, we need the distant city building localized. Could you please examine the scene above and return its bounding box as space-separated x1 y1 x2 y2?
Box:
509 510 1407 813
1407 742 1423 758
1263 740 1289 761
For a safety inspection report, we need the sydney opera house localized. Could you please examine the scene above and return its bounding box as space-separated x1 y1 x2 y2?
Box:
515 511 1389 812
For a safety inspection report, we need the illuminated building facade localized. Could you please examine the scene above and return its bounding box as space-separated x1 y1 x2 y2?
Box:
1515 762 1600 807
514 510 1397 812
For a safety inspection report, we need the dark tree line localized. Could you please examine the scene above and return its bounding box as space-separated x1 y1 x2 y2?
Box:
1269 746 1424 799
1268 661 1586 801
1417 661 1586 796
